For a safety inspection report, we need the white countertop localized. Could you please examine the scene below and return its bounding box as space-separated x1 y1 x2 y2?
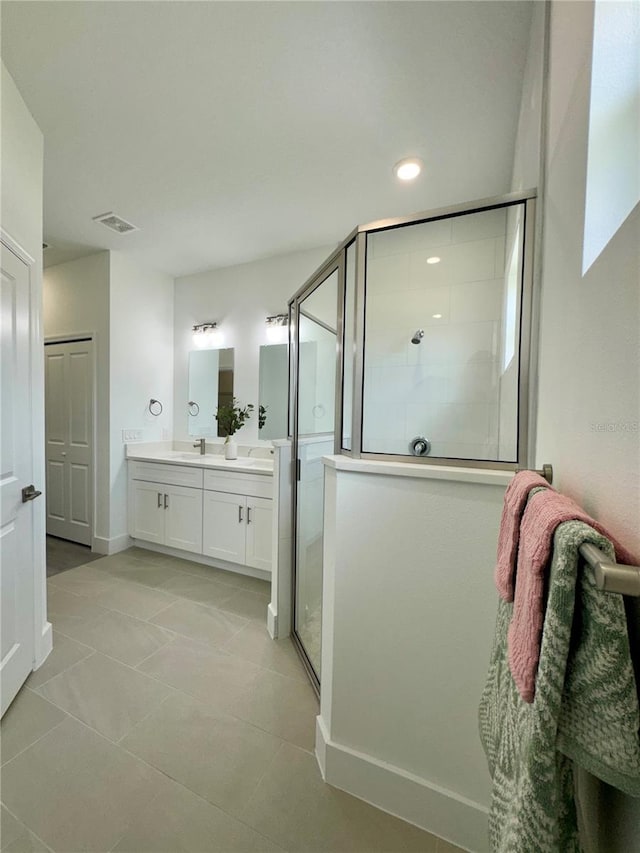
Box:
126 445 274 476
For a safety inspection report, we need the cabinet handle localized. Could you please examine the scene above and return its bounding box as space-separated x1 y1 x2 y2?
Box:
238 505 243 523
157 492 162 508
164 494 169 509
247 506 252 524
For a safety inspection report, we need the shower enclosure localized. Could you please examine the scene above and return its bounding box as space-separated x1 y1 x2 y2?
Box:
289 190 536 689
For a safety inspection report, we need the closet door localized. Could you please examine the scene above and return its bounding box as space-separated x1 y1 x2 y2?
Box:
45 340 93 545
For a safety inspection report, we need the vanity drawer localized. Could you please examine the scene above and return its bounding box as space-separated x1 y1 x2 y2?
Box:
129 461 204 489
203 470 272 499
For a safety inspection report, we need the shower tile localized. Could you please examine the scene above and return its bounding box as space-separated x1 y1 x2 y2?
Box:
121 692 281 818
365 253 410 290
450 279 503 324
111 778 283 853
369 218 452 260
406 402 491 445
240 741 439 852
451 207 506 243
149 598 247 648
36 653 171 742
1 716 169 853
0 688 66 765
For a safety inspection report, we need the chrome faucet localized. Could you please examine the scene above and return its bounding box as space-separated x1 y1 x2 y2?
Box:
193 438 206 455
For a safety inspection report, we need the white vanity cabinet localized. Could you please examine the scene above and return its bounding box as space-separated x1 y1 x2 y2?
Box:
128 462 204 554
128 457 273 575
202 470 273 572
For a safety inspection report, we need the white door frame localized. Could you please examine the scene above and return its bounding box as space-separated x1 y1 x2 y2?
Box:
45 332 97 550
1 228 52 673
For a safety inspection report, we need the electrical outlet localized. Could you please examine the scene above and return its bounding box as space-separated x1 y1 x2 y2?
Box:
122 429 143 442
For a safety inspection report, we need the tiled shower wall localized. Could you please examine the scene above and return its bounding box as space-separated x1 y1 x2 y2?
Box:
362 207 517 460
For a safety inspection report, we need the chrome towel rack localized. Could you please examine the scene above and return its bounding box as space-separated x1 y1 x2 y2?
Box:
579 543 640 597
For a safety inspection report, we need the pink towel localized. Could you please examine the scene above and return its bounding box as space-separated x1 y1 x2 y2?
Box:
495 470 552 601
508 489 638 703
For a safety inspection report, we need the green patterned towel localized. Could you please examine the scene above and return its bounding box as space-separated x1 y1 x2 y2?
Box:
479 520 640 852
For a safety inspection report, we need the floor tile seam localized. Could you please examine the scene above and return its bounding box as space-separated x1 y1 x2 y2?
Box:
27 640 96 690
0 716 69 772
33 643 178 703
28 683 172 749
170 562 269 592
0 799 56 853
217 645 312 686
115 735 292 852
147 593 251 627
113 690 178 746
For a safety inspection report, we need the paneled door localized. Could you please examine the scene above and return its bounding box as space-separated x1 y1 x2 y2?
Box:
45 339 94 545
1 240 37 715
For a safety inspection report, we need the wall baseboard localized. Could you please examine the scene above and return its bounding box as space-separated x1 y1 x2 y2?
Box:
267 602 277 638
92 534 132 556
315 716 489 853
34 620 53 669
130 540 271 583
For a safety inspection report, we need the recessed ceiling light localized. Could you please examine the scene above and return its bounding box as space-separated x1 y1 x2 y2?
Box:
426 256 441 264
432 313 443 319
393 158 423 182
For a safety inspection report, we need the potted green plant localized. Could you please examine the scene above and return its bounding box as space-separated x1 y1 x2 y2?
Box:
215 398 254 460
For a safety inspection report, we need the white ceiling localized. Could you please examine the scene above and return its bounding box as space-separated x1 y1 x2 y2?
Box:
2 1 533 277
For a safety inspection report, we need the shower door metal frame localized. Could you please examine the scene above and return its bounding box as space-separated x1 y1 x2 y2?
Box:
288 251 345 693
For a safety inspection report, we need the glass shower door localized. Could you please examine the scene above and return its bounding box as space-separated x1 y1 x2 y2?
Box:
292 265 339 685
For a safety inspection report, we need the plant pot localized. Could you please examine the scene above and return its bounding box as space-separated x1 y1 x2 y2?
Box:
224 437 238 460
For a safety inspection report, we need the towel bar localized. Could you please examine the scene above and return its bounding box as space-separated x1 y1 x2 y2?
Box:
579 542 640 597
517 463 554 484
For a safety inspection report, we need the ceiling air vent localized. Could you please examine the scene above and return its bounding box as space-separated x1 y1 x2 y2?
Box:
92 211 139 234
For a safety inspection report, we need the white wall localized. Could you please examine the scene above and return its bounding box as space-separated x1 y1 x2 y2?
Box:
363 209 511 460
1 62 48 664
43 252 111 544
536 2 640 847
109 251 174 546
319 462 510 851
173 246 332 445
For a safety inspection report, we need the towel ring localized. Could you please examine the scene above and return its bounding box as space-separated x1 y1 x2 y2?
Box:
187 401 200 416
149 399 163 416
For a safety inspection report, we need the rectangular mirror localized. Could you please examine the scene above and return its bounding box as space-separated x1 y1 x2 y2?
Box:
258 344 288 440
188 348 234 437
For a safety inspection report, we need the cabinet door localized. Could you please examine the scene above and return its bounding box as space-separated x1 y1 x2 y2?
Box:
245 497 273 572
130 481 165 544
164 484 203 554
203 491 246 564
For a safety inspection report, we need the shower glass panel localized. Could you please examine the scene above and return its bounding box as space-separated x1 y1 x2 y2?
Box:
342 241 356 450
362 203 525 461
294 268 338 680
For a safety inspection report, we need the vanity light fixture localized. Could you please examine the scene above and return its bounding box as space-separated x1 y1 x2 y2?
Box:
426 256 441 264
393 158 423 182
192 322 220 348
266 314 289 344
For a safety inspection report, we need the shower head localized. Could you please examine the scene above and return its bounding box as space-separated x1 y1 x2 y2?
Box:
411 329 424 345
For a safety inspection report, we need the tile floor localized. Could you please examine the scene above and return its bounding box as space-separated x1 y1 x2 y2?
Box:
46 535 103 577
1 548 461 853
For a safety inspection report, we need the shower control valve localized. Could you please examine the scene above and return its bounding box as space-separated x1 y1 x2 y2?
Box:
410 436 431 457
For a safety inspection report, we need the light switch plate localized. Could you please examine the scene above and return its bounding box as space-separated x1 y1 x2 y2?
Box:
122 429 143 442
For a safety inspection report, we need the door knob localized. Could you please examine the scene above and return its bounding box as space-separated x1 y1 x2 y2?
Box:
22 485 42 503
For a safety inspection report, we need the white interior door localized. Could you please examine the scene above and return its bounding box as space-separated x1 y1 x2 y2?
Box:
45 339 93 545
1 242 37 716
